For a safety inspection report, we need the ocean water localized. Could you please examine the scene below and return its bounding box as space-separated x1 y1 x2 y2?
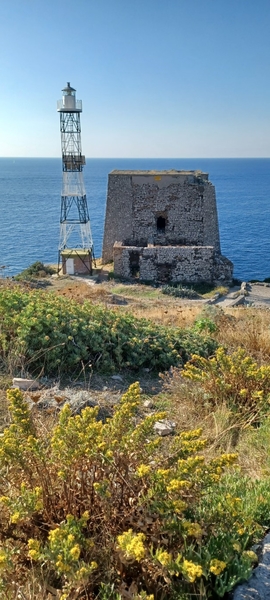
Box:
0 158 269 281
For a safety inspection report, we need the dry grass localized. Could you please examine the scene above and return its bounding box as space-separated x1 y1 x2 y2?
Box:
0 374 12 432
216 307 270 362
120 300 203 327
157 358 270 479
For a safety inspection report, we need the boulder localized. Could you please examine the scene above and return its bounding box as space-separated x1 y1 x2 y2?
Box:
154 419 176 436
12 377 40 391
233 534 270 599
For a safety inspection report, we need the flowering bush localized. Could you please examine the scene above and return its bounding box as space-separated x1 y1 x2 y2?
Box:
0 384 267 598
182 346 270 417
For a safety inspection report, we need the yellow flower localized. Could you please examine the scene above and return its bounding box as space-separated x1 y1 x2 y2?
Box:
237 527 245 535
209 559 227 576
242 550 258 562
137 464 151 477
182 560 203 582
183 521 202 537
156 469 170 478
239 388 248 397
172 500 187 514
233 542 241 552
28 539 41 561
10 511 20 524
117 530 146 562
69 544 80 560
77 566 89 579
155 549 172 567
0 550 7 566
0 496 9 505
167 479 191 492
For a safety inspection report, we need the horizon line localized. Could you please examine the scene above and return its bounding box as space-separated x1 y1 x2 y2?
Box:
0 156 269 160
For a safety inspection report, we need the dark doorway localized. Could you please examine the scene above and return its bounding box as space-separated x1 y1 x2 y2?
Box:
157 264 172 283
157 216 166 233
129 251 140 277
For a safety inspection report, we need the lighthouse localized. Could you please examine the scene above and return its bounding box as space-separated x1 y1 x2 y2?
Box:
57 83 93 275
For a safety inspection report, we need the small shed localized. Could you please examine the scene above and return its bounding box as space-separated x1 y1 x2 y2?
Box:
61 249 92 276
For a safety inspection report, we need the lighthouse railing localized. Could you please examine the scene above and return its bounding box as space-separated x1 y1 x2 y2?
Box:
57 99 82 112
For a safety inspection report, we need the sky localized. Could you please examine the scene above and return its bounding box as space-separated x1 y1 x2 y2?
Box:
0 0 269 158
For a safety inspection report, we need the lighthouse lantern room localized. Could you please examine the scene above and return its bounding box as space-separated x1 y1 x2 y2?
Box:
57 82 93 275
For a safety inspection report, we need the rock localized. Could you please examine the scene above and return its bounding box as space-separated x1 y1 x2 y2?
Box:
226 291 241 299
31 398 59 412
12 377 40 391
143 400 154 409
154 419 176 436
111 375 123 382
66 396 98 415
233 533 270 599
110 295 128 305
67 398 111 422
240 281 251 295
206 292 220 304
226 294 246 307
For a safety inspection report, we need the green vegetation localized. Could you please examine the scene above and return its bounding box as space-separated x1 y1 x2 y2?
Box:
162 284 199 299
0 288 216 376
111 284 161 300
1 282 270 597
161 283 228 299
14 261 56 281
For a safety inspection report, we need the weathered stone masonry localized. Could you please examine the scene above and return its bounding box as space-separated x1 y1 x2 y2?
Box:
102 170 233 284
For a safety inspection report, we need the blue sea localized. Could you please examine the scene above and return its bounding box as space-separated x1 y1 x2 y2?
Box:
0 158 270 281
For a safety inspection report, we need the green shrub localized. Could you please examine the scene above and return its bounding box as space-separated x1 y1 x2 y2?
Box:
0 288 217 376
14 261 55 281
0 384 266 598
162 284 199 299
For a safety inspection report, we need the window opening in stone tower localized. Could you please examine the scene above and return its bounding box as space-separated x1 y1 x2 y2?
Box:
157 216 166 233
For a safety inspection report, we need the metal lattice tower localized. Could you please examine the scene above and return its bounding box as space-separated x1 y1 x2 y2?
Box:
57 83 93 270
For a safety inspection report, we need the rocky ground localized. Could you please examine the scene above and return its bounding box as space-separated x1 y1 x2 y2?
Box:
214 282 270 309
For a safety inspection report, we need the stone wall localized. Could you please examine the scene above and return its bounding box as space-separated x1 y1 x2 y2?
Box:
102 170 221 263
113 243 233 284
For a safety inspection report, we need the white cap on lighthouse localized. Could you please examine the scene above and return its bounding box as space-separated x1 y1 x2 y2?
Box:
62 82 76 110
57 82 82 112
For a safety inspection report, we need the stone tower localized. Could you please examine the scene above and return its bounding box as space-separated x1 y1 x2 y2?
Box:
102 169 233 284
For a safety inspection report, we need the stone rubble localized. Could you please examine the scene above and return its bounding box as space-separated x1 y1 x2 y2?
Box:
233 534 270 600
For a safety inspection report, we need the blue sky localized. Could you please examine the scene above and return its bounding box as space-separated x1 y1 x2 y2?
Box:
0 0 269 158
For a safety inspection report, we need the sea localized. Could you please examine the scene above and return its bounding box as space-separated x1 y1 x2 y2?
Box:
0 158 269 282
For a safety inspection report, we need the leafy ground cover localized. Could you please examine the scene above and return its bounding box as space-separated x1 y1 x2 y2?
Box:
0 287 216 377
